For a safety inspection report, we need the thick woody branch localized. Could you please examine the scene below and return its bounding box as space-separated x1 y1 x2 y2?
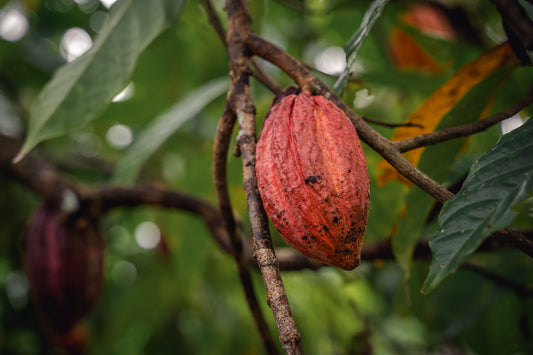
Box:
226 0 304 353
213 104 279 354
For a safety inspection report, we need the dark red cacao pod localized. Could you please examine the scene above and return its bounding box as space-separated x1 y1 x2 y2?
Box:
256 92 370 270
24 204 104 335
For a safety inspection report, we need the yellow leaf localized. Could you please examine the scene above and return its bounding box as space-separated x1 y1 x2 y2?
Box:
378 42 518 186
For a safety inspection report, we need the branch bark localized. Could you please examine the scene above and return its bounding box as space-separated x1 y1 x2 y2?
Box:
395 87 533 152
213 105 279 354
225 0 304 353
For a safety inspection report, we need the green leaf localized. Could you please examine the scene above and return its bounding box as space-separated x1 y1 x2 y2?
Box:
15 0 187 160
113 77 229 184
422 118 533 294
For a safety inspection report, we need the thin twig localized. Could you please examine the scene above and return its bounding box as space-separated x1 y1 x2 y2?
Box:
363 116 424 129
226 0 304 353
202 0 227 45
395 87 533 152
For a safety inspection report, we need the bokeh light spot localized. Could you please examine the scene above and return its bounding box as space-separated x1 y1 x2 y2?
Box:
0 6 28 42
501 114 524 135
134 221 161 250
100 0 118 9
5 271 29 309
353 88 375 109
106 124 133 149
60 27 93 62
314 46 346 76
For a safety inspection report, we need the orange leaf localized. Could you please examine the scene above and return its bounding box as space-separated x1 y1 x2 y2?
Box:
378 42 518 186
388 28 442 73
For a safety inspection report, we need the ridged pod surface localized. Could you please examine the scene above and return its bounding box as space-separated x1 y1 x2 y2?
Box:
256 92 370 270
24 204 104 335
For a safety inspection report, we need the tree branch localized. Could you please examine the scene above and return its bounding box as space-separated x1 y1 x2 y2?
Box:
395 87 533 152
213 104 280 354
225 0 304 353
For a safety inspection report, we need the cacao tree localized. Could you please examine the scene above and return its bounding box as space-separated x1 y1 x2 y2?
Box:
0 0 532 354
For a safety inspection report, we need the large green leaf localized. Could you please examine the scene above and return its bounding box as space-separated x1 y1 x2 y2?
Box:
112 77 229 184
15 0 187 160
422 117 533 294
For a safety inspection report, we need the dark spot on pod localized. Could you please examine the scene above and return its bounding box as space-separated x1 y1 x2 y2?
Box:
302 236 308 240
323 225 329 232
344 233 358 243
333 216 339 223
335 249 352 256
304 175 319 184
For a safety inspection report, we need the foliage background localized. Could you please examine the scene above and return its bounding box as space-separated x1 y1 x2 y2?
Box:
0 0 532 354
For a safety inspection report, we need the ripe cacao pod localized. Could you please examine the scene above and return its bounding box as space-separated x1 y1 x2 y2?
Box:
256 92 370 270
24 203 104 335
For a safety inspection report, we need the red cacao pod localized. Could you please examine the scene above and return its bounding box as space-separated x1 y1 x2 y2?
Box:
24 203 104 335
256 92 370 270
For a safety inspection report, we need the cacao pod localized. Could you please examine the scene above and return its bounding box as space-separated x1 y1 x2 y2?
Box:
256 92 370 270
24 203 104 335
